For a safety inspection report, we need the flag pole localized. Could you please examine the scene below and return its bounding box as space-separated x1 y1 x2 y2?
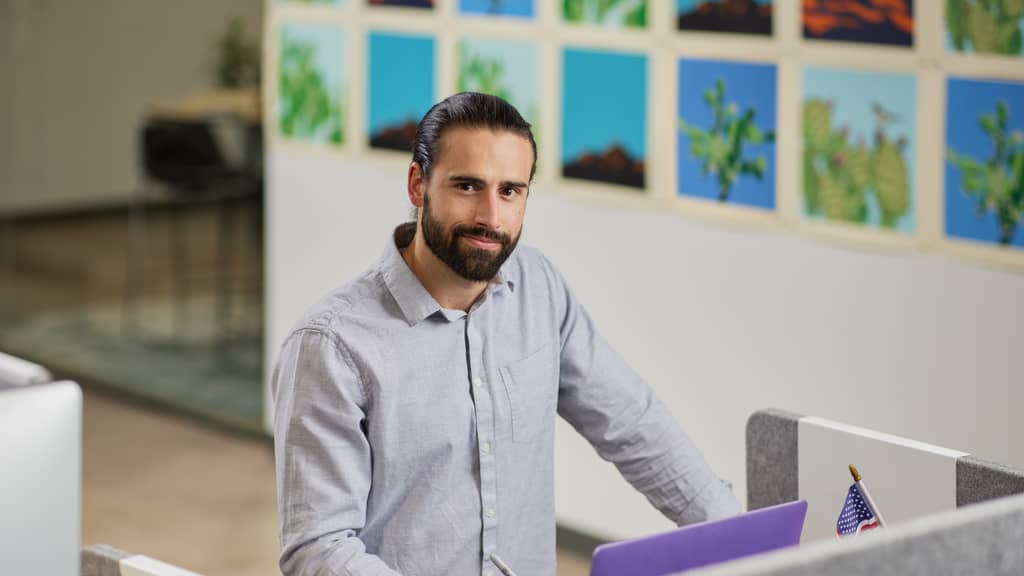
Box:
849 464 887 527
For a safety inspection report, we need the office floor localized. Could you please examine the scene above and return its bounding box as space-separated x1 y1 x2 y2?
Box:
6 205 592 575
0 202 264 431
82 388 278 575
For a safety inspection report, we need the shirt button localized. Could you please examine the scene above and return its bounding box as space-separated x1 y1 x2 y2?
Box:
484 571 492 576
486 507 496 518
473 377 484 388
481 441 491 454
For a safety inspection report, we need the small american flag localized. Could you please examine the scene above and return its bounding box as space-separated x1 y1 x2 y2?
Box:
836 483 880 536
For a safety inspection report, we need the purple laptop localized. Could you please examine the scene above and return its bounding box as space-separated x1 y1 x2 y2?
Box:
589 500 808 576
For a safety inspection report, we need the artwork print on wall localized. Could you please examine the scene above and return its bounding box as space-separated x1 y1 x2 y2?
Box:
803 0 914 47
457 37 538 141
946 0 1024 56
677 58 777 209
276 0 344 5
676 0 772 36
946 77 1024 249
563 0 647 29
368 0 433 8
459 0 534 19
278 23 345 146
368 32 435 151
562 48 646 189
802 66 916 233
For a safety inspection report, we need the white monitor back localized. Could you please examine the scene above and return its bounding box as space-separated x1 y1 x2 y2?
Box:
0 350 52 387
798 416 966 541
0 381 82 575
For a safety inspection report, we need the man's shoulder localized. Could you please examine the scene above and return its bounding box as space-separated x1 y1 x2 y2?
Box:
506 243 547 272
509 241 565 276
288 266 392 339
504 244 568 292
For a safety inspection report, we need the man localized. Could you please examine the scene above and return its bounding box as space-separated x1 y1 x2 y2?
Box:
273 92 740 576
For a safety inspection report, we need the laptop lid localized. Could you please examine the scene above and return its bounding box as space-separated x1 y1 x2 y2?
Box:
590 500 808 576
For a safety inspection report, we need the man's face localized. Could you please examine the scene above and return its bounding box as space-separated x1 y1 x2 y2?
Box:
414 127 533 282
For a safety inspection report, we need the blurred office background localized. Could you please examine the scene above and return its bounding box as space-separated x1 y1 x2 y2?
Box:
4 0 1024 574
0 1 284 573
0 1 593 574
1 0 264 431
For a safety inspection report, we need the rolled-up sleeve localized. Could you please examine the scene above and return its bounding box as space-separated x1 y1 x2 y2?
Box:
273 328 402 576
552 277 742 526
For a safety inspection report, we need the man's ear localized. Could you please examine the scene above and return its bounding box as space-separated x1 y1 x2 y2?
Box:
407 162 426 208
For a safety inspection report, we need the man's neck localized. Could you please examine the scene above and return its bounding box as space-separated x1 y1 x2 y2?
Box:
402 233 489 313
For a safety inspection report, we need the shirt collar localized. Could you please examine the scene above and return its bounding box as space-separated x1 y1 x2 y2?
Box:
379 223 515 326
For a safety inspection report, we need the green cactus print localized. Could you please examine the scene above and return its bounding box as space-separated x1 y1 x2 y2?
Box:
818 171 862 221
873 140 910 227
278 32 344 145
456 42 541 174
563 0 647 28
802 98 911 229
846 144 872 190
803 100 833 152
948 101 1024 245
947 0 1024 55
679 79 775 202
458 53 512 102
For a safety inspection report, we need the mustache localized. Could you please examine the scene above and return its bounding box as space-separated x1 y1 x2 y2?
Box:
452 225 510 244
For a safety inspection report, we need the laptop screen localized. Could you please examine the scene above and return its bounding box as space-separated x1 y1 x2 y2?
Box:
590 500 807 576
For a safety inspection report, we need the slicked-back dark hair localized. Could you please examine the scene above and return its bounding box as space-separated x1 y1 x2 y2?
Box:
412 92 537 182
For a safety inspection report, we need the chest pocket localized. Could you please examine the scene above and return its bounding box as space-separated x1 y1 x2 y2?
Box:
500 342 557 443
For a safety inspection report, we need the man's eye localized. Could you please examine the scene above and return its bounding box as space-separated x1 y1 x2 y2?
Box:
458 183 475 192
501 187 519 197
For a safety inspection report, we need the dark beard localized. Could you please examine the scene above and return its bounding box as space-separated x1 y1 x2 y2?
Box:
420 193 520 282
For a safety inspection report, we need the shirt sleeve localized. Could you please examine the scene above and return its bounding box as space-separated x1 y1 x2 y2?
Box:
552 273 742 526
273 328 403 576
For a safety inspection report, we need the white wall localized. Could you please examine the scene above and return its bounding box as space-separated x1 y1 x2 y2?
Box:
266 151 1024 541
0 2 14 201
1 0 262 214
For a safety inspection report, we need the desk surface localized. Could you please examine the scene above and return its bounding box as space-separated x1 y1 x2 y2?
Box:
147 88 261 124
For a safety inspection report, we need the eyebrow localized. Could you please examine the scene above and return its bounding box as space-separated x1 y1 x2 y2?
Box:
448 174 529 189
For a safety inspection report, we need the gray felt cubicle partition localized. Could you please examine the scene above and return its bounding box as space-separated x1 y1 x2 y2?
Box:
81 545 130 576
686 491 1024 576
81 544 201 576
745 409 1024 511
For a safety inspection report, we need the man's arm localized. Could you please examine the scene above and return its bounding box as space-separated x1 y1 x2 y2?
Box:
273 328 402 576
552 276 742 525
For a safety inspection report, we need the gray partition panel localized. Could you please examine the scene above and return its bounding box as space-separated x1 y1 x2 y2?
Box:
957 455 1024 507
745 409 802 511
81 544 129 576
687 492 1024 576
746 410 1024 512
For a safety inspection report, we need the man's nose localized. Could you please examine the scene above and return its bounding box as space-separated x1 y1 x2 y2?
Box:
474 188 501 229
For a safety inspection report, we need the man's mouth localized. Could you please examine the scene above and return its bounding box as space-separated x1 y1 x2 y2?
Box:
461 234 501 249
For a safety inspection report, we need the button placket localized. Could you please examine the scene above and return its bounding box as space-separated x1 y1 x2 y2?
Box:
466 315 499 576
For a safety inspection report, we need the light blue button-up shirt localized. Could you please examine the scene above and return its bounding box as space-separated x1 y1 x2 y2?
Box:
273 223 740 576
